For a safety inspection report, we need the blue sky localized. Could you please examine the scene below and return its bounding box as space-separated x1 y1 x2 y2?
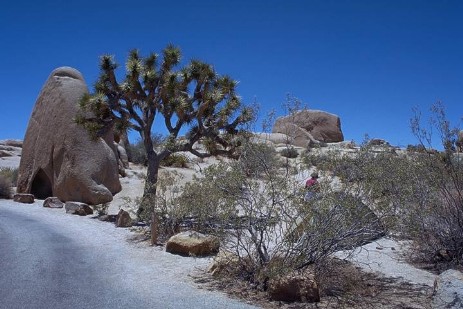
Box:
1 0 462 147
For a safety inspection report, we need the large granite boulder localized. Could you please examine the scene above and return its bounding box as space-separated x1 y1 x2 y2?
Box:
17 67 121 205
272 110 344 147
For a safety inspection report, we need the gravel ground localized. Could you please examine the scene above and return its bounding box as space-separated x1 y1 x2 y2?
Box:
336 237 437 287
0 199 259 309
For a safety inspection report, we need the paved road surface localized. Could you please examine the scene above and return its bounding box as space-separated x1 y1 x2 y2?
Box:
0 201 258 309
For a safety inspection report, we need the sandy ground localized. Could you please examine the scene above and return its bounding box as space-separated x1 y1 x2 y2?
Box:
336 237 436 287
0 199 258 309
0 139 437 300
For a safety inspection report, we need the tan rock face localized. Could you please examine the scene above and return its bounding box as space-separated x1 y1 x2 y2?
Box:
272 110 344 147
17 67 121 204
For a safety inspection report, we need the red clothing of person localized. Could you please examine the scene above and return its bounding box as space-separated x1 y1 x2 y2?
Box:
306 177 318 188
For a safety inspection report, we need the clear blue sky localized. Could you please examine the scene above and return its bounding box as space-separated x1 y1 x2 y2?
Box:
1 0 462 147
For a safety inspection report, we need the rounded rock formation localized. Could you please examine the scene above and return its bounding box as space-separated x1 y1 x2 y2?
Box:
272 109 344 147
17 67 121 204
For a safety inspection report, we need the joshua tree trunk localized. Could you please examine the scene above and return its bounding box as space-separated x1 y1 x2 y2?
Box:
142 133 161 245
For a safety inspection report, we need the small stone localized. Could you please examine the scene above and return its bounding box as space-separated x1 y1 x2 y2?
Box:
43 197 64 208
115 209 132 227
13 193 34 204
166 231 220 257
65 201 93 215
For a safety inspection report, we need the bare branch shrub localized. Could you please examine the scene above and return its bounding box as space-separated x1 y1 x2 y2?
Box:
407 102 463 266
0 175 12 199
0 167 17 199
172 139 384 291
307 103 463 267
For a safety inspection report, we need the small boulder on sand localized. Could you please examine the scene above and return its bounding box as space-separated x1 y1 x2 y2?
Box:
13 193 34 204
65 201 93 216
115 209 132 227
166 231 220 257
43 197 64 208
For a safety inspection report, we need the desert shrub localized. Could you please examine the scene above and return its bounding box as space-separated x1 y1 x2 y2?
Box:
384 103 463 267
160 153 189 168
128 134 165 165
237 141 280 177
279 146 298 158
406 144 427 153
93 203 110 216
128 140 147 165
201 138 221 155
172 140 384 292
0 167 18 186
135 170 185 239
326 103 463 267
0 176 12 199
301 152 334 170
0 167 17 199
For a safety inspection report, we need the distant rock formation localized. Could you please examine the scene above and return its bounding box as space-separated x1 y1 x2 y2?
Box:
272 110 344 148
17 67 121 205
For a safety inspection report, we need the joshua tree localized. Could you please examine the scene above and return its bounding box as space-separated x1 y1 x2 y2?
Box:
77 45 255 244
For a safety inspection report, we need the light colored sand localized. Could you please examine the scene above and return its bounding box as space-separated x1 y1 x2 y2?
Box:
0 139 437 289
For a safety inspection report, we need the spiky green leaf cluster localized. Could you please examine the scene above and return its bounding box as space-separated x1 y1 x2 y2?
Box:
77 44 255 161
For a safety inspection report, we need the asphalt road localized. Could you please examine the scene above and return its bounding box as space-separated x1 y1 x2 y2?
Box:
0 201 258 309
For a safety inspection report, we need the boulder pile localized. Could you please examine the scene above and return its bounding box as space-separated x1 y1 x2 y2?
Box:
272 109 343 148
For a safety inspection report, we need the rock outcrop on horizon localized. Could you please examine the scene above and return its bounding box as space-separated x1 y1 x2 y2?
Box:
272 110 344 148
17 67 121 205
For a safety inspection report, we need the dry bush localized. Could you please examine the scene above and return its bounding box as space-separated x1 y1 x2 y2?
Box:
160 153 189 168
134 170 185 240
128 134 165 165
0 167 18 185
0 167 17 199
279 146 299 159
172 139 384 295
305 103 463 268
0 175 12 199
